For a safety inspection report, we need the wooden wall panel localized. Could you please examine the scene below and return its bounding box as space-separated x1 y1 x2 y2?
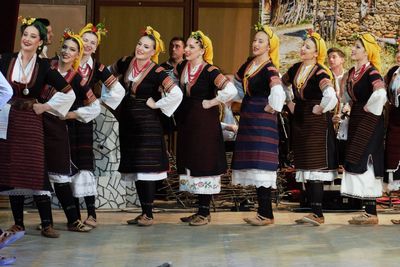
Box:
15 4 86 57
198 6 258 73
98 6 184 66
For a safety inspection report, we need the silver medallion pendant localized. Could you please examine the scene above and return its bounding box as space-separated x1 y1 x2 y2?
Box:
22 88 29 95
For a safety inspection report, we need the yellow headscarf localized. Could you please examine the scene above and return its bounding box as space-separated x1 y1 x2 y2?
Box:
254 23 280 70
142 26 165 64
61 29 84 71
190 30 213 65
78 23 108 46
359 33 382 73
307 30 332 79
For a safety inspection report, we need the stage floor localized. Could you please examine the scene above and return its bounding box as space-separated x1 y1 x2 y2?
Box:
1 209 400 267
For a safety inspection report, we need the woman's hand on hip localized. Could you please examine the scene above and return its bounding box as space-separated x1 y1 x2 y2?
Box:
312 104 323 115
33 103 51 115
264 104 275 114
146 97 157 109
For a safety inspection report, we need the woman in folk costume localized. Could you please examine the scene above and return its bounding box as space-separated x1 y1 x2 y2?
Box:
0 17 76 237
109 26 182 226
340 33 387 225
72 23 124 227
384 42 400 224
282 30 338 226
176 31 237 226
43 30 98 233
231 23 285 226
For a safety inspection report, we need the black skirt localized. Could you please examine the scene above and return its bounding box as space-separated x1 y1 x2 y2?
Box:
291 100 338 170
43 113 71 175
0 100 51 190
67 120 94 172
118 96 168 173
344 103 384 177
176 98 227 176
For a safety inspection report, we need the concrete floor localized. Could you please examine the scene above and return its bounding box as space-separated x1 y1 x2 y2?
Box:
1 209 400 267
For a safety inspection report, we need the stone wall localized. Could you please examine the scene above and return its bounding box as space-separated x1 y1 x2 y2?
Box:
317 0 400 44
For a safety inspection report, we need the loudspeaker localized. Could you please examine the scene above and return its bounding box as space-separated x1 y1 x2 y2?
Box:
323 190 363 210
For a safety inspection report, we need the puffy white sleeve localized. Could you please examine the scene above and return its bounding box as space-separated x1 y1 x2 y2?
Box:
101 81 125 110
46 90 76 117
365 88 387 115
155 85 183 117
268 84 286 112
73 99 101 123
0 72 12 109
320 86 338 113
216 81 238 103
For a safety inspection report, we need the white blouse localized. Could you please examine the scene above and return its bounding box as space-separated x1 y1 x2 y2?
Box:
155 85 183 117
72 99 101 123
320 86 338 113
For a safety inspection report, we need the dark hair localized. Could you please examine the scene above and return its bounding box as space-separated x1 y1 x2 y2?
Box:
309 37 318 52
20 20 48 53
357 38 367 49
36 18 50 27
191 37 204 49
144 34 156 49
327 47 345 58
170 36 184 45
64 37 81 52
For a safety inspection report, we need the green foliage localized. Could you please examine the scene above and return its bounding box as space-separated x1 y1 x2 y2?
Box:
298 18 312 25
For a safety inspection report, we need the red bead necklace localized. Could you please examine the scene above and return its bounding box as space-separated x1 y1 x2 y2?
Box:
187 63 204 84
132 59 151 77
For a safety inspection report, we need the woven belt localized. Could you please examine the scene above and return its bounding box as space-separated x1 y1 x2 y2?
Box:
10 98 37 111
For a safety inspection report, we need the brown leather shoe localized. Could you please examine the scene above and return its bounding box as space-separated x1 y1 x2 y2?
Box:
84 216 97 228
189 215 209 226
137 215 154 226
348 213 378 225
180 214 211 223
68 220 92 232
297 213 325 226
243 214 274 226
127 214 143 225
6 225 25 233
41 225 60 238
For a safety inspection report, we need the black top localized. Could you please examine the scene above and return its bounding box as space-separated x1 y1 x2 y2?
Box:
235 57 281 97
111 56 174 99
386 65 400 105
283 62 332 101
346 65 384 103
43 58 96 110
79 57 117 97
0 53 72 99
175 60 228 99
